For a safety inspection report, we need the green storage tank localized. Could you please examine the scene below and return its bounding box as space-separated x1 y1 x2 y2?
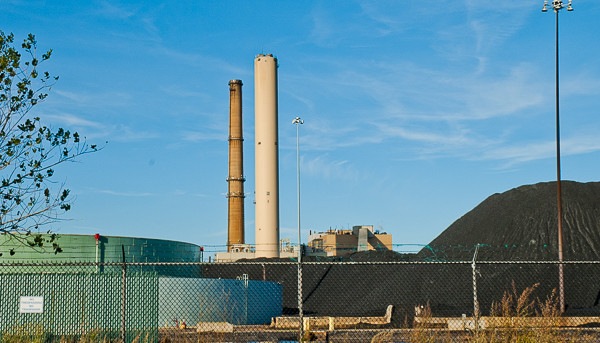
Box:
0 234 202 263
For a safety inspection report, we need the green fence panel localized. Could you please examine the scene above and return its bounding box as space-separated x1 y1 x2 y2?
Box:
0 268 158 343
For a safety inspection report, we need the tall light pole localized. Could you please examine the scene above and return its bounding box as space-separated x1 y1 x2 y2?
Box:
542 0 572 313
292 116 304 337
293 117 304 258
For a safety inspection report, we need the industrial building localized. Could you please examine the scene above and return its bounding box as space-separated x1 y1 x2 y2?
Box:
307 225 392 257
215 225 392 261
214 238 328 262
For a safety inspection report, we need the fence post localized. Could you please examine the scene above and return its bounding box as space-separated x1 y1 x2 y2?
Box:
121 245 127 343
298 244 304 341
472 244 480 330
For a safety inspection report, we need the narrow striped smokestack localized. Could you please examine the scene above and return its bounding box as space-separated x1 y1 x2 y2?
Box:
227 79 245 250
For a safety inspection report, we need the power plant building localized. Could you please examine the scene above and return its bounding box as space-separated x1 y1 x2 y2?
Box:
254 54 280 258
307 226 392 257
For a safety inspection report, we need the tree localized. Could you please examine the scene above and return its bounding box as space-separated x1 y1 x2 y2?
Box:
0 31 99 256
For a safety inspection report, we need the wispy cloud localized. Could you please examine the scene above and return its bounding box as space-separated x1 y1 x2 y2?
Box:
54 89 133 108
180 130 226 142
338 60 546 122
92 1 163 43
155 46 251 76
480 135 600 166
282 90 315 111
111 125 160 142
357 1 401 35
96 189 155 197
41 109 160 142
303 154 360 180
44 113 105 129
282 57 550 165
160 85 212 100
140 16 160 37
96 0 137 19
375 124 473 145
285 123 380 152
54 90 91 103
308 5 340 47
563 73 600 96
464 0 531 54
40 112 116 141
463 63 547 119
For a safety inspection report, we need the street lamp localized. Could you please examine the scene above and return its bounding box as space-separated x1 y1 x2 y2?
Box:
292 116 304 336
542 0 573 313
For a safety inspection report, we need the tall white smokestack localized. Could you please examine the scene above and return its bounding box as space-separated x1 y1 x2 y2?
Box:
254 54 279 258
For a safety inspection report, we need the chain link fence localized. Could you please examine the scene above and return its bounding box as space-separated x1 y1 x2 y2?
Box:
2 260 600 342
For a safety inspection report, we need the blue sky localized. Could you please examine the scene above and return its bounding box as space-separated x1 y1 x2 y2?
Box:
3 0 600 254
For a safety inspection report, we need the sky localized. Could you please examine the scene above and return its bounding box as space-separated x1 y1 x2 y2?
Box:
2 0 600 255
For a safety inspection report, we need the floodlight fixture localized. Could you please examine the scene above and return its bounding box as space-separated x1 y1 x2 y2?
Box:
542 0 573 12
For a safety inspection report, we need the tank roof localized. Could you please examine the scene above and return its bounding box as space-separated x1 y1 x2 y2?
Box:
0 232 201 247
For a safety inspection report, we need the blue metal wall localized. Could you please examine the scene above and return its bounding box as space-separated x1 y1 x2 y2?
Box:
158 278 282 326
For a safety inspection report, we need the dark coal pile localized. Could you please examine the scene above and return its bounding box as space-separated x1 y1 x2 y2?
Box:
418 181 600 261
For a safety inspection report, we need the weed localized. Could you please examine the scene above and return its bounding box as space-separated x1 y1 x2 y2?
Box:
1 324 46 343
370 330 393 343
410 301 441 343
469 281 589 343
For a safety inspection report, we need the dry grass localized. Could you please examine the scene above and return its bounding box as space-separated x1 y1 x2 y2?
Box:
370 330 394 343
469 281 597 343
1 324 46 343
410 301 444 343
0 326 156 343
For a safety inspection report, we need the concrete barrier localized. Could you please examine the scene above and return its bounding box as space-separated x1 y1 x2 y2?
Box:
196 322 234 333
415 316 600 330
272 305 393 329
